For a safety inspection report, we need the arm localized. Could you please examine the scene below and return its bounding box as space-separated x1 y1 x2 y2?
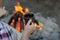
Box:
21 20 36 40
21 31 29 40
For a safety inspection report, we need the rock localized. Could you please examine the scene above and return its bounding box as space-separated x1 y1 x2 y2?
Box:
0 8 7 17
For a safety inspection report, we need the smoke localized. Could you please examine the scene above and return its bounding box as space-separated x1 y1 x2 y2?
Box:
29 13 60 40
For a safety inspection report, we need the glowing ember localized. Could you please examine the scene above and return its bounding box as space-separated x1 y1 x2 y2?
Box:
34 23 42 30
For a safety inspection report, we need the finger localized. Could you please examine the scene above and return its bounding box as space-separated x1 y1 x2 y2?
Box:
30 22 34 28
27 19 32 25
31 22 34 26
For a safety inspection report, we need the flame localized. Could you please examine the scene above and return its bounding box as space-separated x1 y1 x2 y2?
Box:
34 23 42 30
14 5 25 15
14 4 29 15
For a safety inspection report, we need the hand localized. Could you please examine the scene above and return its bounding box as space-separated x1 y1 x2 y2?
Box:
21 20 36 40
23 19 36 35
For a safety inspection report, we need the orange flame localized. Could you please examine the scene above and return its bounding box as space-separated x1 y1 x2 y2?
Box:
14 4 29 15
34 23 42 30
14 4 25 15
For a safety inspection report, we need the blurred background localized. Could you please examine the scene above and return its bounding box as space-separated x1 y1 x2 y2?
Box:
0 0 60 26
0 0 60 40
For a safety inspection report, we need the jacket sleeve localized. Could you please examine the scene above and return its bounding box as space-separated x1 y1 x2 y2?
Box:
1 22 22 40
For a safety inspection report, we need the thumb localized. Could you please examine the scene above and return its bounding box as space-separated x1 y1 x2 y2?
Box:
27 19 32 25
